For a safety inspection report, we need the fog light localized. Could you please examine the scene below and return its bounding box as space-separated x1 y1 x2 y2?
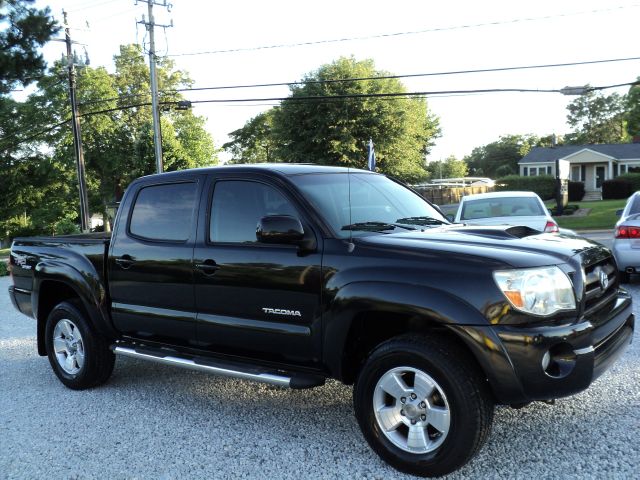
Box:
542 343 577 378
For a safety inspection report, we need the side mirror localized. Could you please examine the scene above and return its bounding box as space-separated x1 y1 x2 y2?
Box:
256 215 305 244
616 209 623 217
446 214 455 223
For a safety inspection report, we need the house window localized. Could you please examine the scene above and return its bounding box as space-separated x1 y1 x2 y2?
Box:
571 165 581 181
523 167 528 176
547 166 552 175
530 168 538 176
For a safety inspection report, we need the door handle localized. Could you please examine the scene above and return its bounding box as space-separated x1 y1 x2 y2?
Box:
115 255 135 269
196 259 220 275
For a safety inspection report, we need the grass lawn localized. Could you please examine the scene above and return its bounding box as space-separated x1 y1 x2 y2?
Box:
550 199 626 231
0 247 9 258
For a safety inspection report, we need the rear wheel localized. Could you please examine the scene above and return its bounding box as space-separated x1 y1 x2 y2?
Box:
45 301 115 389
354 335 494 477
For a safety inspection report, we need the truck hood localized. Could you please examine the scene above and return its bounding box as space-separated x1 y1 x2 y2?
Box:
356 225 610 269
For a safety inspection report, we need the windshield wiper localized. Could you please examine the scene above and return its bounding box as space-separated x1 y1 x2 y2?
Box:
395 216 448 226
341 221 416 232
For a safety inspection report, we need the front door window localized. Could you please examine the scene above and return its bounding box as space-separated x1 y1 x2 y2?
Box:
595 166 606 190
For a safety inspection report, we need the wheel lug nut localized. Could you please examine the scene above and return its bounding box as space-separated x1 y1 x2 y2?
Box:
400 409 405 416
400 397 406 404
411 419 416 425
421 414 426 421
410 393 417 400
419 401 426 408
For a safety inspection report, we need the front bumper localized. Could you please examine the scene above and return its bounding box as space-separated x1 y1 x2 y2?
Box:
452 289 634 404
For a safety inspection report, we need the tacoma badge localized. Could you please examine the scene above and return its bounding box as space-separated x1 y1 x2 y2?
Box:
262 307 302 317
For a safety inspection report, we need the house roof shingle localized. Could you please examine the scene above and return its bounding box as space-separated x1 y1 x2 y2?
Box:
519 144 640 164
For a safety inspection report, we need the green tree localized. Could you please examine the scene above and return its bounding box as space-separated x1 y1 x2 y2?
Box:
565 88 628 144
0 1 65 240
0 0 58 94
224 110 276 163
236 57 439 182
464 134 543 177
426 155 469 179
28 45 218 229
626 78 640 139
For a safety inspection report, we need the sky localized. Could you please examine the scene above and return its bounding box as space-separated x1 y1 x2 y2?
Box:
31 0 640 162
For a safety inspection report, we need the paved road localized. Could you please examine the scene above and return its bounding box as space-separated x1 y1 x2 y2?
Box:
1 275 639 479
580 230 614 249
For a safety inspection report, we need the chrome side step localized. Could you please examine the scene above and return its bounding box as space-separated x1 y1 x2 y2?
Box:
113 345 324 389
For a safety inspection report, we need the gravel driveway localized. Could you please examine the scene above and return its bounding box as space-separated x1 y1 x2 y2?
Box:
1 275 639 479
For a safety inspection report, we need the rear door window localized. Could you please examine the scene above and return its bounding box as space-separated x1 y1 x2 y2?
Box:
129 182 197 241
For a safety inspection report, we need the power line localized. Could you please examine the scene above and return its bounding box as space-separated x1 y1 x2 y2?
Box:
0 119 70 153
66 0 121 14
179 80 640 105
167 4 640 57
5 79 636 152
171 56 640 93
74 55 640 107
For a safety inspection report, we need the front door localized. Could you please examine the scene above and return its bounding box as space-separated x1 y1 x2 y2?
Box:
193 175 323 367
595 165 606 191
109 177 203 346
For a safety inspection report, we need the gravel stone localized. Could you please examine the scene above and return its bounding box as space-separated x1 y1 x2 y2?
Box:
1 276 638 479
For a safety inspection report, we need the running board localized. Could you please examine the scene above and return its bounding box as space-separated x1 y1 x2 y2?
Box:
112 345 325 389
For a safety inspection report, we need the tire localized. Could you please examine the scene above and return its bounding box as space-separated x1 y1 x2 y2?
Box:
619 270 630 284
354 334 494 477
45 300 115 390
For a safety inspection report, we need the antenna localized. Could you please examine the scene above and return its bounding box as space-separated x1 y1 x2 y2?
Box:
345 102 354 252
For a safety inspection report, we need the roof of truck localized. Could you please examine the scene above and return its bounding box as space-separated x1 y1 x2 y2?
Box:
140 163 374 181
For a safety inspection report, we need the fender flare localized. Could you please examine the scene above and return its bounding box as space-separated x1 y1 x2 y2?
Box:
33 260 117 342
323 281 525 403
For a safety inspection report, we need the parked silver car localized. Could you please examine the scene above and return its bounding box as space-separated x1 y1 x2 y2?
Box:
453 191 561 232
613 191 640 283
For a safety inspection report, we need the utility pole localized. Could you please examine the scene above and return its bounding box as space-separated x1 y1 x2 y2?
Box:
137 1 172 174
63 10 90 232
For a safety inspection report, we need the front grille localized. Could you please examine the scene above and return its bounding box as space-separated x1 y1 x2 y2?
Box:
583 257 618 317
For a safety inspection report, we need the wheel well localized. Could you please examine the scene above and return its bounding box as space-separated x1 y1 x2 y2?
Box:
36 281 82 356
340 311 487 386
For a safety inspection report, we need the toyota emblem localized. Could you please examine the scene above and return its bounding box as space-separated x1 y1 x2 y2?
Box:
598 269 609 291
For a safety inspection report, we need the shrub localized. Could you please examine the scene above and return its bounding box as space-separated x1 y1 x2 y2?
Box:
602 179 632 199
616 173 640 193
495 175 556 200
53 219 81 236
568 181 585 202
549 204 579 216
0 262 8 277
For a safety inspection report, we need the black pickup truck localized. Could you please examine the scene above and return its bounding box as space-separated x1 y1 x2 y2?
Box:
8 164 634 477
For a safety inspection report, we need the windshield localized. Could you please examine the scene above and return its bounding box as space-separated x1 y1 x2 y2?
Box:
460 196 544 220
291 173 447 237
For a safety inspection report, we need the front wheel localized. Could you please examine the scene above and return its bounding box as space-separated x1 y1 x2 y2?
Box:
45 301 115 390
354 335 494 477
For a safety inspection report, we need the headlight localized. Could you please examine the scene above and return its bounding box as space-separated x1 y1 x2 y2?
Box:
493 266 576 316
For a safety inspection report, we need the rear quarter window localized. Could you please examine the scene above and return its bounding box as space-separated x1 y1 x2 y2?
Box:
129 182 197 242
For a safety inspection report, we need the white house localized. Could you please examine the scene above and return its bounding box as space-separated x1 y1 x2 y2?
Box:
518 143 640 194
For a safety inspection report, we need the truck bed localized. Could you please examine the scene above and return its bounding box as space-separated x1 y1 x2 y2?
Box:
10 233 111 295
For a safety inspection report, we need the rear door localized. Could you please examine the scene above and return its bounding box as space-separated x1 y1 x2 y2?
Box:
109 175 203 346
192 173 323 367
